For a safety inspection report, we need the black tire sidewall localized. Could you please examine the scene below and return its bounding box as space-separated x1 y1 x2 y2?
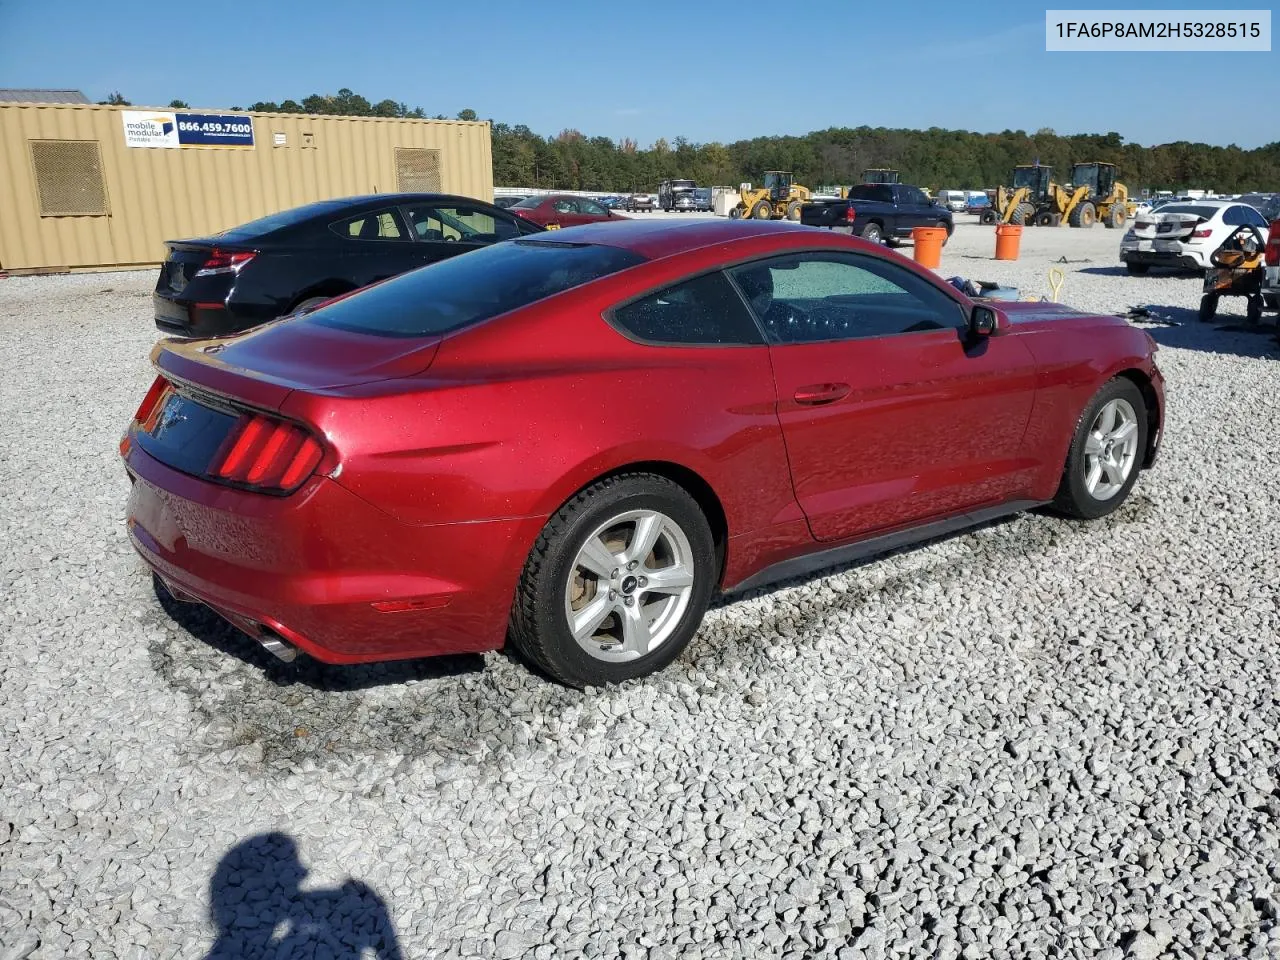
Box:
1056 379 1148 520
518 478 716 686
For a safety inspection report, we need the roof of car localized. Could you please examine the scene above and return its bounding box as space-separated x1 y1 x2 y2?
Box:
327 193 495 208
519 217 813 259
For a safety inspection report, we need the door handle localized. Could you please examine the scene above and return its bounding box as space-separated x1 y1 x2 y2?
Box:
794 382 851 405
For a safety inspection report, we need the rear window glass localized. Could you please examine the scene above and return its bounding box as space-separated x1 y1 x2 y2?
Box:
1157 205 1219 219
213 200 351 240
304 240 647 338
847 185 894 203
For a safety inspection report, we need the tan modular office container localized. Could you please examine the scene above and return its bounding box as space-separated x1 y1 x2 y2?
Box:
0 103 493 272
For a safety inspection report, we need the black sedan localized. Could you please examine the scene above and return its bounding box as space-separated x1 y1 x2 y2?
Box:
153 193 544 337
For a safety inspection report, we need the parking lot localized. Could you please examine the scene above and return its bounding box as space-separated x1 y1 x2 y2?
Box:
2 219 1279 959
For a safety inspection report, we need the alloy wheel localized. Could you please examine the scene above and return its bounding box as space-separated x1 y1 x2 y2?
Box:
563 509 696 662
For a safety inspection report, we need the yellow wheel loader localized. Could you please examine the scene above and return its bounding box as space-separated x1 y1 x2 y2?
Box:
729 171 812 221
1064 162 1136 229
980 165 1052 226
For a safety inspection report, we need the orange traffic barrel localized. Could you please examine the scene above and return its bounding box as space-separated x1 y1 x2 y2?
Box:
994 224 1022 260
911 226 947 269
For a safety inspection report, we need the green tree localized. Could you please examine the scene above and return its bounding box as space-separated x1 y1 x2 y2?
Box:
457 108 478 121
167 99 189 109
99 91 130 106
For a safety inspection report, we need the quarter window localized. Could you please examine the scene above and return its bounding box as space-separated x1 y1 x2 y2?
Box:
332 209 407 241
611 271 764 345
728 253 963 344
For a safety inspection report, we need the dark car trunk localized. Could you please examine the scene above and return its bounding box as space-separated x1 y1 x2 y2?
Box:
156 240 247 296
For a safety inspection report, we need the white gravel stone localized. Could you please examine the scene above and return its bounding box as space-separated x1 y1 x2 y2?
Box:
1 220 1279 958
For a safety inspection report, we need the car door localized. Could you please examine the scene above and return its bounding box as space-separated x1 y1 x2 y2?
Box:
728 251 1040 543
547 197 585 229
328 207 421 286
400 201 525 266
578 197 614 222
898 186 934 234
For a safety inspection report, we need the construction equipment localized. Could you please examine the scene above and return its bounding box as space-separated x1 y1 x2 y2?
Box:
980 165 1052 225
729 171 812 221
862 168 900 184
1064 162 1136 229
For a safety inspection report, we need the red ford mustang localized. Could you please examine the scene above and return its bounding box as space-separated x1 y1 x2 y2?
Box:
122 219 1165 686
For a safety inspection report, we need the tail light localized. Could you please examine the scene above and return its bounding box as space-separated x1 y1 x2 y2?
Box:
209 412 324 493
121 375 171 459
133 375 172 430
1191 228 1212 239
845 206 857 224
194 248 257 277
1266 220 1280 267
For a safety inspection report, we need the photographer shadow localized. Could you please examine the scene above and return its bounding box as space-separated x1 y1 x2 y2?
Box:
204 832 403 960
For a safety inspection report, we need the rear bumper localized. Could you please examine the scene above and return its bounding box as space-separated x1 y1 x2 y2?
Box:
124 446 539 663
154 292 272 338
1120 249 1204 270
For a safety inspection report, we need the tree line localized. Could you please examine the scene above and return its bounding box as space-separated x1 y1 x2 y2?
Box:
103 89 1280 193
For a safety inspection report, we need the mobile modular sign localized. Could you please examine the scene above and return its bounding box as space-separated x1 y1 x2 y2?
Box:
122 111 255 149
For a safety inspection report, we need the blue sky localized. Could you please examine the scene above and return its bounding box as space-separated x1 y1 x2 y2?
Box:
1 0 1276 148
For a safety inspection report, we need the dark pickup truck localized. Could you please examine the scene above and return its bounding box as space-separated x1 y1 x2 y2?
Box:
800 183 954 245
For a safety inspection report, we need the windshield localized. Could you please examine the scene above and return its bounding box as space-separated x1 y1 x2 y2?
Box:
1158 205 1219 219
511 196 545 209
1012 168 1043 189
213 200 352 240
305 240 648 338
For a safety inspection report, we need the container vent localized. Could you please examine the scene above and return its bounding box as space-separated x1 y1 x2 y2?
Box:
395 147 442 192
30 140 109 216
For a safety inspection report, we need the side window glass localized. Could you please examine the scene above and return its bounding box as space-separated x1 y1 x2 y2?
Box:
554 199 577 214
728 253 962 344
331 209 406 241
408 205 520 242
611 271 764 346
581 199 608 216
1242 206 1267 227
1222 206 1243 226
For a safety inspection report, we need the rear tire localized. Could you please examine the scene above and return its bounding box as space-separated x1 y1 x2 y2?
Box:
937 220 952 245
860 222 883 243
1052 378 1148 520
1011 203 1034 226
1199 294 1219 322
508 474 716 687
979 209 997 225
1125 261 1150 275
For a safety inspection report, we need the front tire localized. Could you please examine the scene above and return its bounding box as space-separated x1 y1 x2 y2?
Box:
1052 378 1147 520
753 200 773 220
1199 293 1219 322
509 474 716 687
786 200 803 221
979 209 997 225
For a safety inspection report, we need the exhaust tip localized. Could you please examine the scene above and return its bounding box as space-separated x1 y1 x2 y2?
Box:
257 628 298 663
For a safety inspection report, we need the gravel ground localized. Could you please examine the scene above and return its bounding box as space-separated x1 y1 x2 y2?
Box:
2 222 1279 960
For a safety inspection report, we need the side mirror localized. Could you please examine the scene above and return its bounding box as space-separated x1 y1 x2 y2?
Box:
969 305 1000 338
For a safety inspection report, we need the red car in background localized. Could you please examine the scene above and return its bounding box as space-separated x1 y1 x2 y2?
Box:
510 193 625 229
122 219 1164 687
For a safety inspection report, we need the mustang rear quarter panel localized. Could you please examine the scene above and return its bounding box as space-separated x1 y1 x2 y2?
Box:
294 289 799 540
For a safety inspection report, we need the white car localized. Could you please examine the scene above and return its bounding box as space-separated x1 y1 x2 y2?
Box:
1120 200 1271 274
